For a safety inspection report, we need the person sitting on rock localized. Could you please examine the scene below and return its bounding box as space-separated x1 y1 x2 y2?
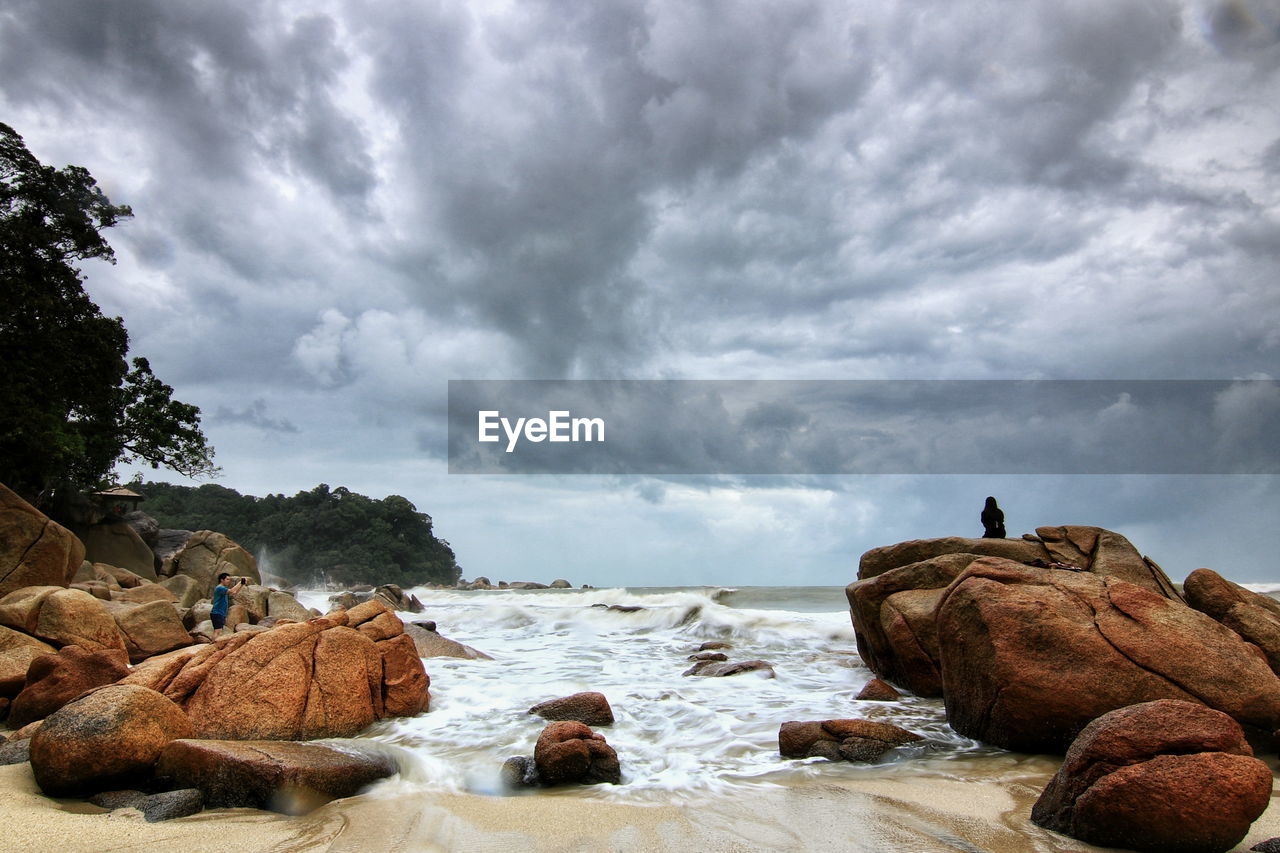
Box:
981 496 1006 539
211 572 246 637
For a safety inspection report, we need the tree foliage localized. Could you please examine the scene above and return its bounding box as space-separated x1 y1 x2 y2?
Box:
0 122 215 503
139 480 461 587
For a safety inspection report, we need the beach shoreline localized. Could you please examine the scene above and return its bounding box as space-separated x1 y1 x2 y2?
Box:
5 754 1280 853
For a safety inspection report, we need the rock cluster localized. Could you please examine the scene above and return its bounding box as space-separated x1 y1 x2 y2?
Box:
121 600 429 739
847 527 1280 753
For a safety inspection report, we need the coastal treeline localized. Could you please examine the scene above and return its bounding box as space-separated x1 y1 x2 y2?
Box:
139 480 460 588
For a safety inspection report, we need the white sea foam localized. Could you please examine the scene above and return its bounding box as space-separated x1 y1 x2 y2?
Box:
299 585 994 800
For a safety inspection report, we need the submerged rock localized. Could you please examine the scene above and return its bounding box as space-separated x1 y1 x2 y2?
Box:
779 719 922 763
529 691 614 727
856 678 901 702
683 659 775 678
1031 700 1272 853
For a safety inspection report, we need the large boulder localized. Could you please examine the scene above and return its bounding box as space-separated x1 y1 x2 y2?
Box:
0 585 61 634
123 603 429 739
29 684 193 796
33 588 128 653
167 531 259 595
779 718 922 762
267 590 313 621
103 600 192 663
856 525 1180 598
1031 700 1272 853
529 692 614 726
845 553 976 696
8 645 131 727
153 738 397 814
1184 568 1280 676
158 574 203 609
0 625 56 695
403 622 492 660
0 483 84 597
80 522 157 580
533 721 621 785
111 583 178 605
936 559 1280 752
154 529 194 569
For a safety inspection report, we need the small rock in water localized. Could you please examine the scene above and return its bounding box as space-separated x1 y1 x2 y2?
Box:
534 721 621 786
683 659 774 678
779 719 922 763
856 678 901 701
529 692 614 727
687 652 728 662
500 755 539 788
698 641 732 651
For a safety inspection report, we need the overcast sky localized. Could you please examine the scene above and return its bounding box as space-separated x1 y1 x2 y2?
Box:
3 0 1279 586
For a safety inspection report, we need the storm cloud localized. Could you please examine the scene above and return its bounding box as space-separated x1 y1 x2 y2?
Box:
2 0 1278 584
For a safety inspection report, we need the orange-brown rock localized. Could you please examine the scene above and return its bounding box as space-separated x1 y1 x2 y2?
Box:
0 484 84 597
110 582 177 604
267 590 313 621
158 574 202 609
936 559 1280 753
846 553 975 697
8 645 131 727
533 721 621 785
127 616 429 740
344 598 391 628
377 634 430 717
356 609 403 642
856 678 901 701
779 718 922 762
0 585 62 634
529 691 613 727
104 600 192 662
33 588 128 653
29 684 193 796
167 531 259 594
0 625 55 695
71 580 113 600
1184 568 1280 676
153 738 397 814
1031 700 1272 852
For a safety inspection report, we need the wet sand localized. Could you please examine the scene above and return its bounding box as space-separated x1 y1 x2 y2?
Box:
5 754 1280 853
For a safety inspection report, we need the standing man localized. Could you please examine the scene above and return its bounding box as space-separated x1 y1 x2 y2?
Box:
211 572 246 638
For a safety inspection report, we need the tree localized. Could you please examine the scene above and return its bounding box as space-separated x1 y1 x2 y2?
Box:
0 122 216 504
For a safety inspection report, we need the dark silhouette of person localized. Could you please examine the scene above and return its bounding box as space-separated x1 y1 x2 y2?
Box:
981 496 1006 538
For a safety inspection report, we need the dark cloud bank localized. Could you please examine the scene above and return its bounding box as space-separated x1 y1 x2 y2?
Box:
2 0 1278 583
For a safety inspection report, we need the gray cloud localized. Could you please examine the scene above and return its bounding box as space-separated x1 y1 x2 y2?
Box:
4 0 1279 585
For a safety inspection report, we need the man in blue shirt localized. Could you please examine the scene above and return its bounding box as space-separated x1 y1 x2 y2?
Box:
211 572 246 638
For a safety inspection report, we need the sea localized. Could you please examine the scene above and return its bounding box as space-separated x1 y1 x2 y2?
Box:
293 584 1011 802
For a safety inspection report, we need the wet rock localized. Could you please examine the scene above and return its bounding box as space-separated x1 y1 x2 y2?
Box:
550 579 572 589
856 678 901 701
529 692 614 727
698 641 732 651
153 738 397 814
377 634 431 716
506 581 548 590
937 559 1280 753
779 719 922 762
683 659 775 678
501 754 539 787
1031 700 1272 853
0 484 85 597
30 684 193 797
0 737 30 765
687 651 728 662
402 622 491 660
8 645 131 727
89 788 204 822
533 721 621 785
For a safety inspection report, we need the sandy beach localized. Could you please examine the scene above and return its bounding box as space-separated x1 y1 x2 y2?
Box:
6 752 1280 853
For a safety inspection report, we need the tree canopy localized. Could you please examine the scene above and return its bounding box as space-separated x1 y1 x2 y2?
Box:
139 480 461 587
0 122 215 504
